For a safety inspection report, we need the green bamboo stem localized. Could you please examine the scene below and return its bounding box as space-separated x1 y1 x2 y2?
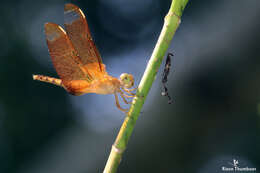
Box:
103 0 189 172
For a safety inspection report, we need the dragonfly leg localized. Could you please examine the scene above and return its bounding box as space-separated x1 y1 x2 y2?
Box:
127 87 137 92
119 89 135 98
114 93 128 112
122 88 136 96
118 90 131 104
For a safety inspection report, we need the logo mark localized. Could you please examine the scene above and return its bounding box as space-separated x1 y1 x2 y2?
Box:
222 159 256 172
228 159 239 168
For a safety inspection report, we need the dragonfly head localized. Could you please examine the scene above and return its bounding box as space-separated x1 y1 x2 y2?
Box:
119 73 134 88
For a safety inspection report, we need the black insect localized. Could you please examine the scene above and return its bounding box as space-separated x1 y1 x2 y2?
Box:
161 52 173 104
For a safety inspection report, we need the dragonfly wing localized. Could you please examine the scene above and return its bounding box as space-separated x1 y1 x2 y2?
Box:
64 3 106 79
45 22 92 94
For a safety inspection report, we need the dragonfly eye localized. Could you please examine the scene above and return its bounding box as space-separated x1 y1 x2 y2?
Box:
119 73 134 88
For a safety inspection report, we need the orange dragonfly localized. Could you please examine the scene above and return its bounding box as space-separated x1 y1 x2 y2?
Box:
33 3 136 112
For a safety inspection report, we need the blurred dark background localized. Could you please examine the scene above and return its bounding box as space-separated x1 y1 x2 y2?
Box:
0 0 260 172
